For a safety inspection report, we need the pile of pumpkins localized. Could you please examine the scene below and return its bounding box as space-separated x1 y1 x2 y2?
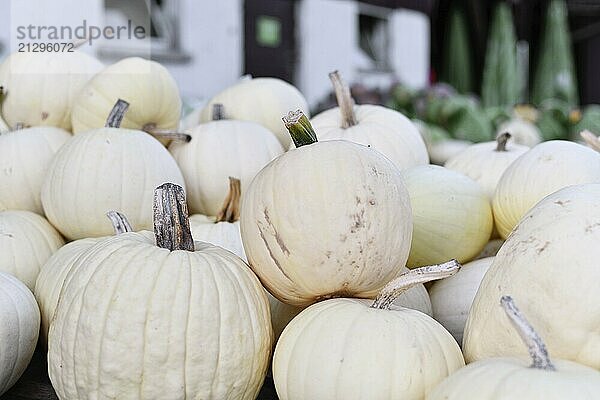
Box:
0 50 600 400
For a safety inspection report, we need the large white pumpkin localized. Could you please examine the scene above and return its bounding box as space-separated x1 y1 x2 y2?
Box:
464 184 600 369
199 77 309 147
0 210 64 289
0 51 103 130
241 111 413 306
170 109 283 216
492 140 600 238
48 184 272 400
402 165 493 267
0 126 71 214
273 261 465 400
0 272 40 396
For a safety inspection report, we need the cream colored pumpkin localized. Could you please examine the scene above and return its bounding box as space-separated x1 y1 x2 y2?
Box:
199 77 309 147
273 262 465 400
492 140 600 238
0 51 103 130
402 165 492 268
0 272 40 396
429 296 600 400
496 118 542 147
241 111 413 306
464 184 600 369
428 257 493 344
48 184 272 400
42 102 185 240
0 210 64 289
444 133 529 199
0 126 71 214
169 113 283 216
71 57 181 135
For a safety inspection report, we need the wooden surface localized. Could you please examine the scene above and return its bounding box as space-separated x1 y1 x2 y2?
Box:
1 345 279 400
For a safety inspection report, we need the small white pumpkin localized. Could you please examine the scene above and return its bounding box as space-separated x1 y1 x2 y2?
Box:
464 184 600 369
429 296 600 400
0 126 71 214
42 100 185 240
428 257 493 344
0 51 103 130
496 117 542 147
48 184 273 400
0 272 40 396
445 133 529 199
273 261 465 400
309 71 428 170
170 105 283 216
199 77 309 147
492 140 600 238
402 165 493 268
71 57 181 138
241 111 413 306
0 210 64 289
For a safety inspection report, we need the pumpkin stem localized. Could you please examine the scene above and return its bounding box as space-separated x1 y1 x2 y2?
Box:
500 296 556 371
215 177 241 223
283 110 318 148
371 260 460 310
580 130 600 152
329 70 357 128
153 183 195 252
106 211 133 234
495 132 511 151
105 99 129 128
212 104 226 121
143 123 192 143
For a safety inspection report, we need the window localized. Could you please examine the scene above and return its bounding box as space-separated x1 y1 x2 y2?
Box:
358 3 391 71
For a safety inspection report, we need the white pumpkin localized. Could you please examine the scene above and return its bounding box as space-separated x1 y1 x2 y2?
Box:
445 133 529 199
241 111 413 306
42 100 185 240
0 126 71 214
492 140 600 238
402 165 493 268
464 184 600 369
199 77 309 147
71 57 181 137
496 117 542 147
309 71 428 171
0 210 64 289
428 257 493 344
474 239 504 260
429 296 600 400
273 261 465 400
0 272 40 396
0 51 103 130
48 184 272 400
170 107 283 216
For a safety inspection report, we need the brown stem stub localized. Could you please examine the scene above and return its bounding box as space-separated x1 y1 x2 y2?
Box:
212 104 226 121
153 183 195 252
371 260 460 310
216 177 241 223
105 99 129 128
106 211 133 235
329 70 357 128
496 132 511 151
143 123 192 143
500 296 556 371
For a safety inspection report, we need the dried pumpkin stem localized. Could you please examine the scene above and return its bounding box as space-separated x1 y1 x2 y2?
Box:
500 296 556 371
153 183 195 252
580 130 600 152
212 104 226 121
371 260 460 310
283 110 318 148
143 123 192 143
106 211 133 234
105 99 129 128
495 132 511 151
329 70 357 128
216 177 241 223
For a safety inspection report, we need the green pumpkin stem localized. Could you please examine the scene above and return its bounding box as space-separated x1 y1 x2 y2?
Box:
215 177 241 223
153 183 195 252
371 260 460 310
495 132 511 151
283 110 318 148
500 296 556 371
212 104 226 121
106 211 133 235
105 99 129 128
329 70 357 128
